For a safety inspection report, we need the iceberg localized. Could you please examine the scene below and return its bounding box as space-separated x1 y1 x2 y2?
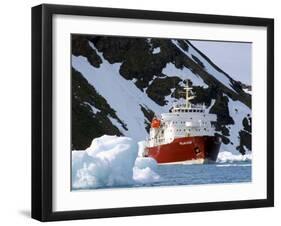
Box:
72 135 160 189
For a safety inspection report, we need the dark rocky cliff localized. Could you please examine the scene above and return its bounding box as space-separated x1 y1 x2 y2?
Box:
71 34 251 154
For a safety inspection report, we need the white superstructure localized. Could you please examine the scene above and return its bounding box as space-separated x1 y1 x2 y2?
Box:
148 83 217 147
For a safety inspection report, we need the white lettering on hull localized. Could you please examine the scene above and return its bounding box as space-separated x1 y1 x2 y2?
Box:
179 141 192 145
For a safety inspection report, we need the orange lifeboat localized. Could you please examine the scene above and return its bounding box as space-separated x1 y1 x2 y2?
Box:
151 118 161 128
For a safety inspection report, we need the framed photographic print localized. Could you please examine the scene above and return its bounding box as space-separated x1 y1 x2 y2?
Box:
32 4 274 221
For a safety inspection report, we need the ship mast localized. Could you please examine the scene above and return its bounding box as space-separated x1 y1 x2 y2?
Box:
184 82 194 108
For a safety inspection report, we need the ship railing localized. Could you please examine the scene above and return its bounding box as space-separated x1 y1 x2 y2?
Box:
173 103 205 109
172 108 205 113
172 105 205 111
148 137 165 142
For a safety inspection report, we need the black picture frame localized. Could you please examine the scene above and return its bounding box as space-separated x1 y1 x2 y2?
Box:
32 3 274 222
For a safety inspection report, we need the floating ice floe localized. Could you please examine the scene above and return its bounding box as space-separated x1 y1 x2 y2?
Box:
72 135 160 189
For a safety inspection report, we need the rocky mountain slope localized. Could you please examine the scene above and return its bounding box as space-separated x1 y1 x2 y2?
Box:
71 35 251 154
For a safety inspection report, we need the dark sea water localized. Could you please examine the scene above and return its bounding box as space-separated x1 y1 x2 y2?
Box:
135 162 252 188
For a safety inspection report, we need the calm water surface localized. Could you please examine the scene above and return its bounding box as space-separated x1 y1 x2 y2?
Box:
142 162 252 187
87 162 252 190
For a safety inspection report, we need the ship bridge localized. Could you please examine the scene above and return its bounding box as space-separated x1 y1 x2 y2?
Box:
171 103 206 113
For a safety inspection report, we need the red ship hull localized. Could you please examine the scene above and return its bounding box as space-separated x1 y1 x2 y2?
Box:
145 136 221 164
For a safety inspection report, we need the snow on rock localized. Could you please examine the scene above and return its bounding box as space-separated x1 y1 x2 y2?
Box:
73 40 251 156
72 135 160 189
243 88 252 95
227 97 251 153
152 47 161 54
108 115 126 135
72 46 169 141
217 151 252 163
83 102 101 114
162 62 208 88
171 40 236 93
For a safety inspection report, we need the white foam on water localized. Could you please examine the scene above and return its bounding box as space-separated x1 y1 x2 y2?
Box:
72 136 160 189
217 151 252 164
216 164 251 167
